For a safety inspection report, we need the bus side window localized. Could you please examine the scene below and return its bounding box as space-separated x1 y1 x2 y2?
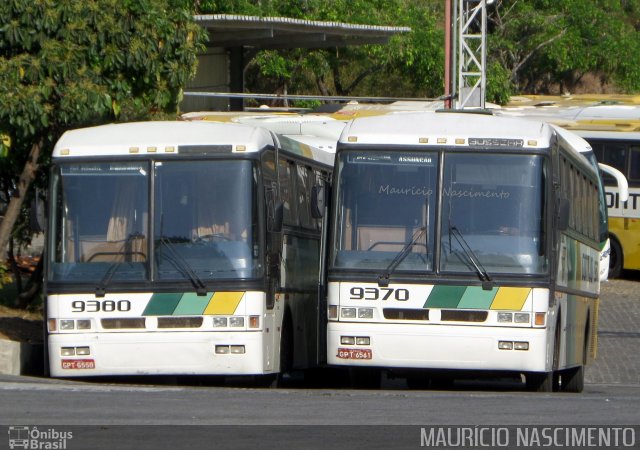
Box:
297 165 313 229
630 146 640 183
279 158 297 226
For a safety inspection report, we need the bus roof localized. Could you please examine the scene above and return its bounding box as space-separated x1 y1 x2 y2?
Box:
53 121 276 158
338 111 554 149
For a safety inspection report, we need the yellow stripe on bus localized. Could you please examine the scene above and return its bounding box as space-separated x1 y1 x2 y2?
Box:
490 287 531 310
203 292 245 315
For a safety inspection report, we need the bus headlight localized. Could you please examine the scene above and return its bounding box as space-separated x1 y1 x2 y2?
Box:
341 336 356 345
497 312 513 323
341 308 356 319
213 317 228 327
514 341 529 351
60 320 75 330
514 313 530 324
229 317 244 327
358 308 374 319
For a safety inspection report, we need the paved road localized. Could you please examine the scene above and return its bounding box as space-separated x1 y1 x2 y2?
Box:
0 276 638 449
587 276 640 385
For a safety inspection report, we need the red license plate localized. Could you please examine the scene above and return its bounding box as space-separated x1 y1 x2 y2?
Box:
337 348 372 360
61 359 95 370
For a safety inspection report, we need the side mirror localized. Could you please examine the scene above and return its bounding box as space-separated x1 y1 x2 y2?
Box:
311 185 325 219
558 198 570 231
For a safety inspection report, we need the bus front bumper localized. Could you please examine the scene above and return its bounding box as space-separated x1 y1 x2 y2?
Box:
327 322 550 372
48 331 271 377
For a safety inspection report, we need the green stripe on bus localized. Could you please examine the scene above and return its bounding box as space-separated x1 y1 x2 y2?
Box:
173 292 213 315
423 285 467 308
457 286 497 309
142 293 183 316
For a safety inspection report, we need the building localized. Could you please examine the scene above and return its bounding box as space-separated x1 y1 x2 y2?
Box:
183 14 410 112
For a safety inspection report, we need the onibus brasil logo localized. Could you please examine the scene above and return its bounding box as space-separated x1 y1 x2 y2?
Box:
8 426 73 449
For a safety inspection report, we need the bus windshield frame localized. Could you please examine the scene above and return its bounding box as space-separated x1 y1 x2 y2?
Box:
47 158 263 289
329 148 549 278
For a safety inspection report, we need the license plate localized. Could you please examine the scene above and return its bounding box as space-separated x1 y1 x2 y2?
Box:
61 359 95 370
337 348 372 360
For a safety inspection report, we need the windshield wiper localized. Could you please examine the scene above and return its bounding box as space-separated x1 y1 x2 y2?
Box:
378 227 427 287
158 236 208 296
95 233 146 297
95 261 122 297
449 226 493 290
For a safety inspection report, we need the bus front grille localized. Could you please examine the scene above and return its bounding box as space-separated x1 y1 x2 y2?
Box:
101 318 146 329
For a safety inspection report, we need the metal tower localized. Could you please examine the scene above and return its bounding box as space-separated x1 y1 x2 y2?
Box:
456 0 489 109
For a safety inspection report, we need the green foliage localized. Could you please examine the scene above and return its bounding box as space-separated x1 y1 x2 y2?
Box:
200 0 640 103
0 0 206 288
201 0 446 101
1 0 206 145
489 0 640 94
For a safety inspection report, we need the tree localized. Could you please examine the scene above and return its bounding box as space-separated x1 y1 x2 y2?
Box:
0 0 206 305
199 0 446 104
488 0 640 95
200 0 640 105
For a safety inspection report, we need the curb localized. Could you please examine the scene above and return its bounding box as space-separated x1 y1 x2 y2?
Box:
0 339 43 376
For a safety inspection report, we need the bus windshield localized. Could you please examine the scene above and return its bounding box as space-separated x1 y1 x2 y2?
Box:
48 159 260 285
331 151 438 272
441 153 548 275
154 160 258 282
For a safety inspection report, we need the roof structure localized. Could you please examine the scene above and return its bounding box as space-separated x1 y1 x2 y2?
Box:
195 14 410 49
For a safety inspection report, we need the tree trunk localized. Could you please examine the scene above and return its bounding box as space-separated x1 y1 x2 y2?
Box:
0 140 42 262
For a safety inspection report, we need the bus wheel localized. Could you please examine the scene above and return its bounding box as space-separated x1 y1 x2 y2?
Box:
609 237 623 279
525 372 553 392
350 367 381 389
274 313 293 388
560 324 588 393
560 366 584 393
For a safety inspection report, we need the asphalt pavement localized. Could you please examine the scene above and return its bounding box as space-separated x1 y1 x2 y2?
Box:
586 275 640 385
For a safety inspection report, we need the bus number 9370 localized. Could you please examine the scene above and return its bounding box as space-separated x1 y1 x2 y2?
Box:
349 287 409 301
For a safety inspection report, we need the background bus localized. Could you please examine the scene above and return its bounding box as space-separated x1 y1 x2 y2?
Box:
496 102 638 278
575 129 640 277
45 121 333 382
326 111 602 392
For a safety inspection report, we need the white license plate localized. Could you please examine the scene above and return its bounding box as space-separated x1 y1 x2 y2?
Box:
337 348 372 360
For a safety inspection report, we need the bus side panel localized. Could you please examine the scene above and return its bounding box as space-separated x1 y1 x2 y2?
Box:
609 217 640 271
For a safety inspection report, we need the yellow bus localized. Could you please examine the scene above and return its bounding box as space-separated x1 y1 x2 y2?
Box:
497 102 638 278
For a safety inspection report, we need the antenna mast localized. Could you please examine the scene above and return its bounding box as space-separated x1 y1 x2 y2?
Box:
455 0 490 109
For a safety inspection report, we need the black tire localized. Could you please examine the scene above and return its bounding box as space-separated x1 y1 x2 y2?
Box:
275 312 293 387
526 314 561 393
560 365 584 393
608 236 623 279
42 308 50 378
560 321 588 393
525 371 554 392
